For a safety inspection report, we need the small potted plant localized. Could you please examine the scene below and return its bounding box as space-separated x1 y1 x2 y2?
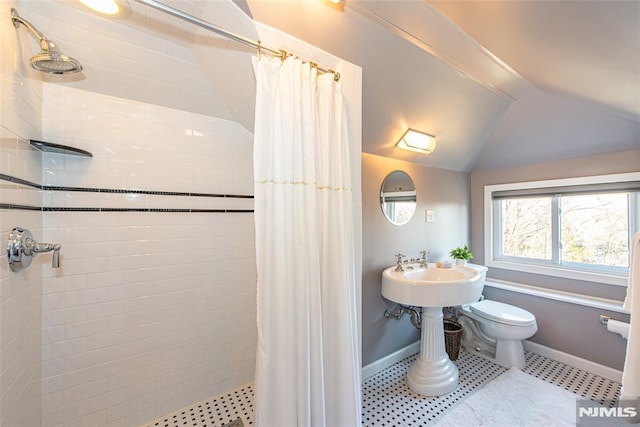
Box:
450 245 473 265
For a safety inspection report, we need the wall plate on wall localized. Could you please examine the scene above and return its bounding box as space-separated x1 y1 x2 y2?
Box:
426 210 435 223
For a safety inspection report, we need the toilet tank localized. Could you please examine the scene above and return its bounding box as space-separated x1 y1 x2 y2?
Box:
465 263 488 287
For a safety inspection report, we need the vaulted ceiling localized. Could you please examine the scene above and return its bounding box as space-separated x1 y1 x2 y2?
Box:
22 0 640 172
241 0 640 171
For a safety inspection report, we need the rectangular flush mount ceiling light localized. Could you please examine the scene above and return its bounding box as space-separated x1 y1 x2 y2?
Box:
396 129 437 154
79 0 130 17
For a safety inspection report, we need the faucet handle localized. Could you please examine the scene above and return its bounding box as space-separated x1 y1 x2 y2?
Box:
419 250 430 267
394 253 406 272
52 244 61 268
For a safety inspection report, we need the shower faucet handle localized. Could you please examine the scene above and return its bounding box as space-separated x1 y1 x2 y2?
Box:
52 245 61 268
6 227 62 272
36 242 62 268
29 240 60 254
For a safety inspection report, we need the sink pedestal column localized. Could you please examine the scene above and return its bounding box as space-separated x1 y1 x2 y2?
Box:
407 306 458 396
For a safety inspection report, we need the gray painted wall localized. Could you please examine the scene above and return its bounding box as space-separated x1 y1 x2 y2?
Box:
470 149 640 369
362 153 470 366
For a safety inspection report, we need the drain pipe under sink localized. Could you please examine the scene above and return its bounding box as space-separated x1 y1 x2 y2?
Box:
384 304 422 329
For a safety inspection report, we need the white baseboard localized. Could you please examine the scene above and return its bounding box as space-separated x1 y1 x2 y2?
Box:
361 339 622 384
523 340 622 383
362 340 622 383
362 341 420 380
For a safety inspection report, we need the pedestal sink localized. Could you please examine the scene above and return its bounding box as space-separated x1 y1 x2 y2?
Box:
382 263 487 396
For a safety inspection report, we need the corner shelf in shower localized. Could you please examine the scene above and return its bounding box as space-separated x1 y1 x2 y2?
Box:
30 139 93 158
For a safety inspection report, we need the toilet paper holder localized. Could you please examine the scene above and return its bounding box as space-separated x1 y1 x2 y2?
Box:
599 314 611 326
599 314 630 340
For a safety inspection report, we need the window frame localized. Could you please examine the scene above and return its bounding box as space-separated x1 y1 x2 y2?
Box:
484 172 640 287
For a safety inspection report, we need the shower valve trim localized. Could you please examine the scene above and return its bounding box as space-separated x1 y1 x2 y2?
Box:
6 227 62 272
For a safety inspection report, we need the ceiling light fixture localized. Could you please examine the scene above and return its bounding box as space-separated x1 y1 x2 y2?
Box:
396 129 437 154
79 0 131 17
321 0 345 10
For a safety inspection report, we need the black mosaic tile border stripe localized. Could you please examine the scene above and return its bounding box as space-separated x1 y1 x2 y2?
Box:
43 207 253 213
0 203 42 211
0 173 254 199
0 173 41 189
0 173 254 213
0 205 253 213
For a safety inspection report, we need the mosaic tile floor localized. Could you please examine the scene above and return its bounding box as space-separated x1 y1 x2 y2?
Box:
143 349 621 427
144 386 254 427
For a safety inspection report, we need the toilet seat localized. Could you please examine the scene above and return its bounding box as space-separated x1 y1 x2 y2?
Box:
470 300 536 326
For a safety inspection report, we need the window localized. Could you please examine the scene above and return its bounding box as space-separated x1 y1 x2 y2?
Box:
485 173 640 286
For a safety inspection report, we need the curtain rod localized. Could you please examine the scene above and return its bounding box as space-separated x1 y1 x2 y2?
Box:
132 0 340 81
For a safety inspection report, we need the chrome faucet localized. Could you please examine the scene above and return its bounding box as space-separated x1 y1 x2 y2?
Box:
419 250 429 268
7 227 62 272
394 253 406 272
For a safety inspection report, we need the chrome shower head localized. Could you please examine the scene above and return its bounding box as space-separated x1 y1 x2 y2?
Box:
10 8 83 75
29 39 83 74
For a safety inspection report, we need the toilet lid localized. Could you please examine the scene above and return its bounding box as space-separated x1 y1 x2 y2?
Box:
470 300 536 326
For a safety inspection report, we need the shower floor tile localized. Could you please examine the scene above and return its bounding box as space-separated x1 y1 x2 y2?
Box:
145 386 254 427
142 349 621 427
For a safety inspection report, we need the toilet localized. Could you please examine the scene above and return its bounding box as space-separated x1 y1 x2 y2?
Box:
456 299 537 369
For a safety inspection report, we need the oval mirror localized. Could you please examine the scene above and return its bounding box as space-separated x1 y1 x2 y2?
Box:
380 170 417 225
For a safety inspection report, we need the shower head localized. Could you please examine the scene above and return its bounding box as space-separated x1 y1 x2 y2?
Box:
10 8 83 75
29 39 83 75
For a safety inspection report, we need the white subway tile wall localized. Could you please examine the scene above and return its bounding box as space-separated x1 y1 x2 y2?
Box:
42 84 254 197
22 0 236 123
0 0 44 425
39 85 256 426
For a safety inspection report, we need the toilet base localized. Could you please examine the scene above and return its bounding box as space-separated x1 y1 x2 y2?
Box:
456 304 536 370
460 328 527 369
495 339 526 369
461 339 526 369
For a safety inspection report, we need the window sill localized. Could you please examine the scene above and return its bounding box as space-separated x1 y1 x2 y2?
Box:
486 259 628 287
484 279 628 314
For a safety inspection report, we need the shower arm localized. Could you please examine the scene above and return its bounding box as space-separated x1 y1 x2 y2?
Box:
10 8 55 52
11 9 43 37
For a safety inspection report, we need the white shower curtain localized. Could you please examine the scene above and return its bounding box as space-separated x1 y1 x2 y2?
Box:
252 56 362 427
621 231 640 403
